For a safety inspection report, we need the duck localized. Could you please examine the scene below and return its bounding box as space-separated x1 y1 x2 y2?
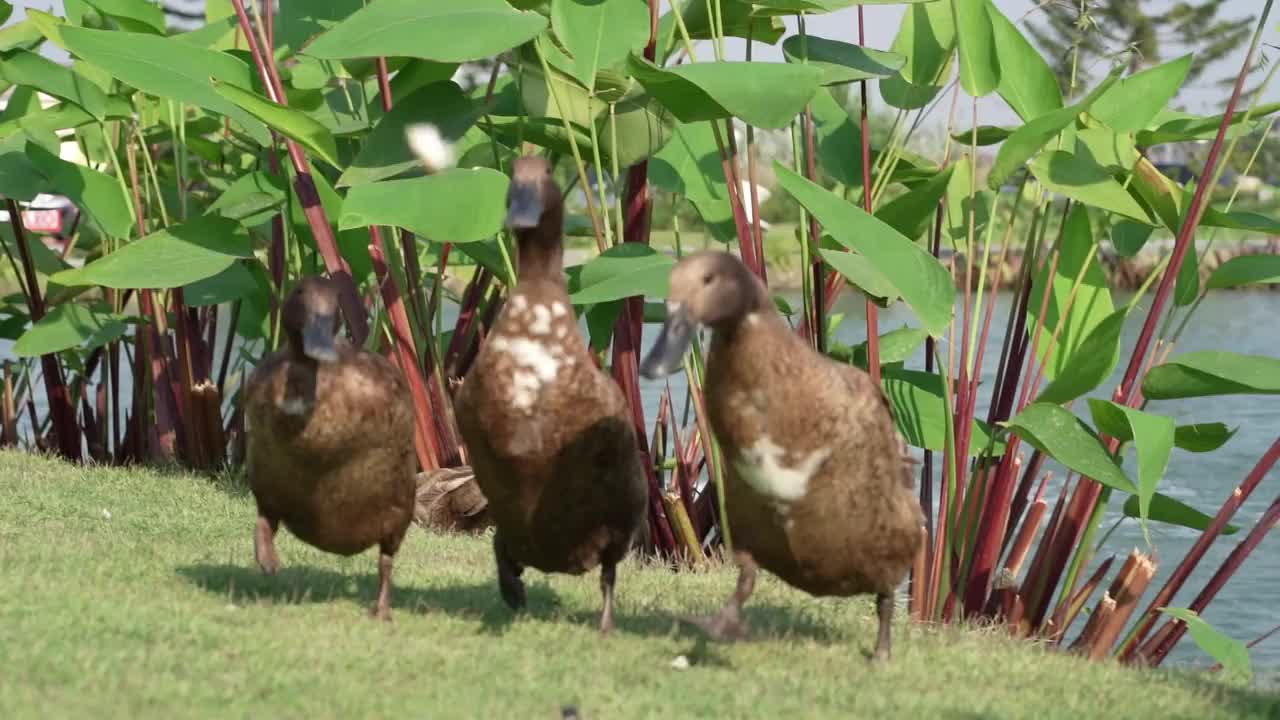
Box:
453 154 648 635
639 250 923 661
243 275 417 621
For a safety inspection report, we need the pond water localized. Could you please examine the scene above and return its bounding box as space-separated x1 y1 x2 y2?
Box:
3 288 1278 675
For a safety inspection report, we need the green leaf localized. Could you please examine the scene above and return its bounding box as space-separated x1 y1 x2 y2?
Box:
628 56 822 130
1028 149 1152 223
1074 127 1137 172
0 49 109 120
1005 402 1135 494
780 35 905 86
52 215 251 290
584 300 622 353
339 82 478 187
950 124 1013 146
1159 608 1252 683
181 261 260 307
0 18 43 53
988 0 1061 121
26 141 133 239
820 248 898 302
1025 204 1115 380
1 220 69 275
1200 208 1280 236
649 121 734 242
12 303 128 357
1091 54 1192 133
1206 254 1280 290
80 0 167 34
776 163 953 336
1111 219 1154 257
338 168 509 243
656 0 784 63
0 2 11 25
882 369 1002 456
830 326 929 370
1137 101 1280 146
1123 495 1239 536
987 65 1122 190
304 0 548 63
207 171 287 226
210 78 340 169
943 156 991 244
566 244 675 305
551 0 649 91
60 26 269 145
874 165 954 240
1086 399 1174 540
598 92 676 168
1035 308 1127 405
1173 423 1237 453
952 0 998 97
455 239 513 287
879 2 955 110
1143 351 1280 400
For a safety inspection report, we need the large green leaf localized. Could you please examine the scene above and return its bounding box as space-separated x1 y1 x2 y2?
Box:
829 326 929 370
339 82 478 187
1206 254 1280 290
988 0 1061 121
649 121 734 242
207 170 288 226
986 65 1122 190
1035 308 1127 405
338 168 509 243
1025 204 1115 380
1087 399 1174 539
181 261 260 307
656 0 784 63
1091 54 1192 133
879 2 955 110
210 78 340 169
776 163 953 336
820 247 898 302
1122 495 1239 536
1159 608 1252 683
943 156 992 244
0 17 42 53
628 56 822 130
598 92 676 168
1173 423 1237 453
1005 402 1135 494
60 26 269 145
304 0 548 63
1200 208 1280 236
780 35 905 86
1028 149 1153 223
0 49 109 120
53 215 251 290
882 369 1002 456
26 141 133 239
1137 102 1280 146
1110 219 1154 258
12 303 128 357
952 0 998 97
0 134 52 201
1143 351 1280 400
566 244 674 305
551 0 649 91
874 165 954 240
80 0 167 34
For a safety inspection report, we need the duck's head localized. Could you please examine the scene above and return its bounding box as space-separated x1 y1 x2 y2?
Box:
505 154 561 231
640 251 763 379
282 275 341 364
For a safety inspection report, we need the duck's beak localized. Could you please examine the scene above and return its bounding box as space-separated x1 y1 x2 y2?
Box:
639 303 695 379
301 312 339 363
505 179 542 229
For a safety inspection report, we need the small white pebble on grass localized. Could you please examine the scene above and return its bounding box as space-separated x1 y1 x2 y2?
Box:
670 655 690 670
404 123 456 173
101 508 111 520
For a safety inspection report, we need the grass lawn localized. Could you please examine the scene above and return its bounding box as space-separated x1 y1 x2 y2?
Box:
3 450 1277 719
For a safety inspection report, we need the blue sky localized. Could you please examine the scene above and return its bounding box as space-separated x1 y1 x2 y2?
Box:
6 0 1276 129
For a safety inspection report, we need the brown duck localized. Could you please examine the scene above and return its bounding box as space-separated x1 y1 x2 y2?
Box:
244 276 416 621
639 251 923 661
454 155 648 634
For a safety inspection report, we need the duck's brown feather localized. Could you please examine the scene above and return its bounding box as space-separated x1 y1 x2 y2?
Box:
454 279 647 575
706 310 923 597
245 343 416 556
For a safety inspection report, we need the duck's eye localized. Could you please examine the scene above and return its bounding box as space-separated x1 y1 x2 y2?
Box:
702 273 713 285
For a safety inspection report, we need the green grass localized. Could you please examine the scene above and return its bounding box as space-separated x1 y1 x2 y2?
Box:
2 450 1277 719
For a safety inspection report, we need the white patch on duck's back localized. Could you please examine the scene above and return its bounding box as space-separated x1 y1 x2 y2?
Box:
279 396 311 417
509 294 529 315
529 304 552 335
551 302 567 318
733 436 831 505
745 312 760 326
489 335 561 411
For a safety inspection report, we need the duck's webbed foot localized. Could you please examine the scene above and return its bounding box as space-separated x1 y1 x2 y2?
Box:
681 550 758 642
254 513 280 575
494 531 526 612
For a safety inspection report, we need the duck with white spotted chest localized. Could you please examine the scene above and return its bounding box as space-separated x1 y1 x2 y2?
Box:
453 155 648 635
640 251 925 661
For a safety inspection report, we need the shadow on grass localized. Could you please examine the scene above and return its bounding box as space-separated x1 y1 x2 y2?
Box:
175 562 845 646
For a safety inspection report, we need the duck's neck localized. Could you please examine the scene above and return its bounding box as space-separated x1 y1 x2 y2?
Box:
711 271 774 343
514 205 565 285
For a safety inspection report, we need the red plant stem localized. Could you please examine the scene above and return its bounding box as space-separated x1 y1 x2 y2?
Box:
7 200 80 461
1120 435 1280 662
229 0 368 345
1144 486 1280 665
857 5 879 380
801 104 824 352
171 287 203 468
711 124 758 276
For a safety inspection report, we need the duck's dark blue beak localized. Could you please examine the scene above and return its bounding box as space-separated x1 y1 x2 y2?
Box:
505 179 542 229
639 304 695 379
301 312 339 363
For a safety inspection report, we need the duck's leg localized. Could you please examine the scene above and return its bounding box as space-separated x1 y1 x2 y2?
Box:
494 530 526 611
685 550 758 641
370 535 403 622
598 543 627 635
254 512 280 575
872 591 894 662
